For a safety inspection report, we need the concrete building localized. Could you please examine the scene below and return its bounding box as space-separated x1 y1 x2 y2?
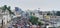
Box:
0 9 11 26
13 7 22 18
25 10 60 28
30 10 60 27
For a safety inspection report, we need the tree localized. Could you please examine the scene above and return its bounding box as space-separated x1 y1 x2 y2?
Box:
0 5 14 15
2 5 7 12
56 11 60 16
29 15 44 26
38 21 43 26
47 12 52 15
29 15 38 25
7 6 14 14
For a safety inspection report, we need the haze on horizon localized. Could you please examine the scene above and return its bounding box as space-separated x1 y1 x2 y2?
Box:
0 0 60 11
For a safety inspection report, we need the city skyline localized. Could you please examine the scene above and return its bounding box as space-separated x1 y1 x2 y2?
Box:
0 0 60 11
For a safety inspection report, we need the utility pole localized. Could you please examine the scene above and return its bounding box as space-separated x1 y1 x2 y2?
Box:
0 14 3 28
1 19 3 28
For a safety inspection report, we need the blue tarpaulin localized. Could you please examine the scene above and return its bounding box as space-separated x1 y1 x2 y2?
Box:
15 7 22 12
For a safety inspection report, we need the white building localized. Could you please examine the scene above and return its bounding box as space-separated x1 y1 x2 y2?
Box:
0 9 11 26
13 9 21 18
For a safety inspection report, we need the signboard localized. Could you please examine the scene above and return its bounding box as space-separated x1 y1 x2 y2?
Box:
45 16 49 19
45 16 50 20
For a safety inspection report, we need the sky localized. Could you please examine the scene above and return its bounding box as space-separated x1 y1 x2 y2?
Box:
0 0 60 11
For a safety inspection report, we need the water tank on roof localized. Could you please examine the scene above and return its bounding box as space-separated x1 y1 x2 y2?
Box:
15 7 22 11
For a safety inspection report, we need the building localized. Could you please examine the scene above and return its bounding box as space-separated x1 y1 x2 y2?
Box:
0 9 11 26
13 7 22 18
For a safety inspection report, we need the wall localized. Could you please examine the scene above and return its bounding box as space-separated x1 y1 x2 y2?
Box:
3 15 8 25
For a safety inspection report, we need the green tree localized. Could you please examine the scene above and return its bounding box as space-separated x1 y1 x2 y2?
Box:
2 5 7 12
38 21 43 26
47 12 52 15
29 15 44 26
0 5 14 15
7 6 14 14
29 15 38 25
56 11 60 16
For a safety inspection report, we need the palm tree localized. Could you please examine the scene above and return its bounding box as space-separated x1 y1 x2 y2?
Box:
7 6 14 14
1 5 7 12
1 5 14 15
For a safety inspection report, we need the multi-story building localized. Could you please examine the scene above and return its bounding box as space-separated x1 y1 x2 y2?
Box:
29 10 60 27
0 9 11 26
13 7 22 18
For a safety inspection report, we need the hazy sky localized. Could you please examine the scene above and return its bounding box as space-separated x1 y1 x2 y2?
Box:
0 0 60 11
